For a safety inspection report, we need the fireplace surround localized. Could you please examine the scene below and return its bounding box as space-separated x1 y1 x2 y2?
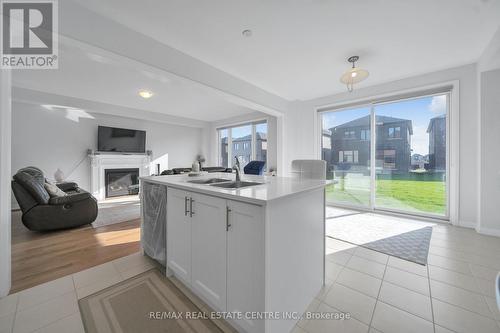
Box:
105 168 139 198
89 153 151 201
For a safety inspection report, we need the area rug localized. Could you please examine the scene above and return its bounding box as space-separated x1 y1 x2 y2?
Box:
92 196 140 228
79 269 225 333
326 211 434 265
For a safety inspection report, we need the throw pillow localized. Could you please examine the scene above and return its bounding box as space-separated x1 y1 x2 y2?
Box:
44 181 68 198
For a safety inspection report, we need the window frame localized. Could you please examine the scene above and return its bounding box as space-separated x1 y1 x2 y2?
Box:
315 83 459 224
361 129 370 141
388 126 401 139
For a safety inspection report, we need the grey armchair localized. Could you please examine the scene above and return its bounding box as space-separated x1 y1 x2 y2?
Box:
11 167 98 231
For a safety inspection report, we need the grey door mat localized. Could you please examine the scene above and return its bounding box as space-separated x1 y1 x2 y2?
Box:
326 212 433 265
79 269 228 333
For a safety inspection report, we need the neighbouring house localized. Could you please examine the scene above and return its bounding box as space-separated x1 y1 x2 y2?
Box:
329 115 413 173
411 153 428 170
220 133 267 167
220 137 229 167
427 114 446 171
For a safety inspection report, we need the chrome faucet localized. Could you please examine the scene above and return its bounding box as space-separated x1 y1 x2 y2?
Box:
233 156 241 182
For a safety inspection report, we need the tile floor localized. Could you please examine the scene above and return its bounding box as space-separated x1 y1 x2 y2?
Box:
293 220 500 333
2 211 500 333
0 252 156 333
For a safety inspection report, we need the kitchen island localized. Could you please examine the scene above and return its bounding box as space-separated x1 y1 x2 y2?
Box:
140 173 328 333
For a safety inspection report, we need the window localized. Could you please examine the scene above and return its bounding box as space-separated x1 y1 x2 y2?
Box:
321 106 371 207
322 135 331 150
218 129 228 168
344 130 355 139
255 122 267 170
344 151 353 163
338 150 359 164
217 121 267 169
388 126 401 138
238 155 248 165
382 150 396 169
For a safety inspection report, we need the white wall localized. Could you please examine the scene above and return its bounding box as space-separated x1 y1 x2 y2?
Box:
283 64 479 227
11 101 204 207
479 69 500 235
0 70 12 297
478 27 500 72
476 27 500 235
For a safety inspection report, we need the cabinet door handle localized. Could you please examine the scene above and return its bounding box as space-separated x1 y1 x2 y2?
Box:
189 197 195 217
184 196 189 216
226 206 232 231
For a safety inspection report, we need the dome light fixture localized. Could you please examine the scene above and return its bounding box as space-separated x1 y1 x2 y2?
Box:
340 56 369 92
138 89 154 99
242 29 252 37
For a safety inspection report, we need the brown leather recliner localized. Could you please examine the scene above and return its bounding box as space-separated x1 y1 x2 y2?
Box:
11 167 98 231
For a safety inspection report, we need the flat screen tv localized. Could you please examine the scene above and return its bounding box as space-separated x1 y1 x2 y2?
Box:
98 126 146 153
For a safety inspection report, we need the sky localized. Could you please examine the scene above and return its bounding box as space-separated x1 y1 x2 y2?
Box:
322 94 447 155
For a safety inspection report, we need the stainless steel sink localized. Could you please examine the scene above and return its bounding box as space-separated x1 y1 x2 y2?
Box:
187 178 231 184
210 181 262 189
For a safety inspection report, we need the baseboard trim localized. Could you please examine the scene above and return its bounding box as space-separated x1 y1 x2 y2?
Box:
458 220 476 229
476 226 500 237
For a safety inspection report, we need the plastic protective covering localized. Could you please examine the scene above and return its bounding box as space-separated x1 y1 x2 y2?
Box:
141 182 166 266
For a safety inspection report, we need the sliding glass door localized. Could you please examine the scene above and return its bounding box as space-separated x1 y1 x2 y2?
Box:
320 92 449 219
321 106 371 208
374 96 447 216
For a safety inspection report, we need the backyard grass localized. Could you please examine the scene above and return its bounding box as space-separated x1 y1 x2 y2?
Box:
326 179 446 216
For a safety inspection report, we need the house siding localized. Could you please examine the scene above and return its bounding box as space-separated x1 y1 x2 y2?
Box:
329 115 412 174
428 116 446 171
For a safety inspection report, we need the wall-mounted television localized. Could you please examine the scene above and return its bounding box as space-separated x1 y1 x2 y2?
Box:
98 126 146 153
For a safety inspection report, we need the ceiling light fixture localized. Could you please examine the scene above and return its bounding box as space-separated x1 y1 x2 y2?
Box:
138 90 154 99
242 29 252 37
340 56 369 92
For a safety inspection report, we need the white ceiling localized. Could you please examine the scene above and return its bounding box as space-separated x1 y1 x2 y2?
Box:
76 0 500 101
12 41 255 122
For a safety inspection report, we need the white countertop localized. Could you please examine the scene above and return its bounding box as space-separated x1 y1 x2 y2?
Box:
140 173 330 205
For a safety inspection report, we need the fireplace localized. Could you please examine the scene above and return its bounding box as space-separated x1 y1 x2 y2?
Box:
105 168 139 198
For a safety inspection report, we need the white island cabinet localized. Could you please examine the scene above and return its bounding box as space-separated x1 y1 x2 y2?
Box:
141 173 328 333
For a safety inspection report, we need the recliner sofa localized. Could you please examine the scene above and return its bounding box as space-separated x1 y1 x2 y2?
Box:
11 167 98 231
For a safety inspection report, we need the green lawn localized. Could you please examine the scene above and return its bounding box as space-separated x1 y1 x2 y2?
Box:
326 178 446 216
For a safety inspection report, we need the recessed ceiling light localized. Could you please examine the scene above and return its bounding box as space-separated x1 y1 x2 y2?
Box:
242 29 252 37
138 90 154 99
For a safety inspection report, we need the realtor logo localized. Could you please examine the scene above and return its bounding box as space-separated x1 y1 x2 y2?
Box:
1 0 58 69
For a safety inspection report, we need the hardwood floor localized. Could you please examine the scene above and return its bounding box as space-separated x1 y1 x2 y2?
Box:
11 211 141 294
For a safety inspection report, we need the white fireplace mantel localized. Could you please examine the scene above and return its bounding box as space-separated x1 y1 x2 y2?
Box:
89 153 152 201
